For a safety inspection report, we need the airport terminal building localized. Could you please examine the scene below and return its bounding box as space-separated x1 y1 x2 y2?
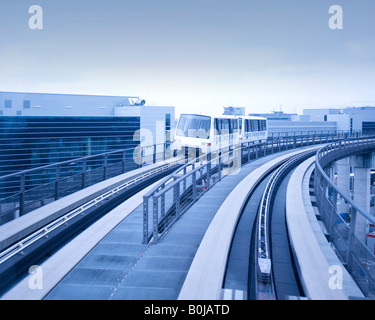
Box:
0 92 175 176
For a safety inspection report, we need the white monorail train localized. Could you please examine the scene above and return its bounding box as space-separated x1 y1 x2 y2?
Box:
172 113 268 156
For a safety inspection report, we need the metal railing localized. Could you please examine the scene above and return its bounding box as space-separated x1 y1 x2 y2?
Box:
0 142 173 225
314 136 375 298
268 130 363 139
143 131 358 244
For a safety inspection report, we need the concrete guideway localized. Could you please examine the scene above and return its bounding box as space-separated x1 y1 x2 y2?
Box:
3 143 363 300
40 147 312 300
178 146 321 300
286 157 364 300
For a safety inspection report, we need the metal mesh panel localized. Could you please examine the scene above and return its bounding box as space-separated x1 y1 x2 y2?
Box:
314 136 375 298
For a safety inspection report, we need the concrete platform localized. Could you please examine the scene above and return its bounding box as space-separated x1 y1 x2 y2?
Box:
286 157 364 300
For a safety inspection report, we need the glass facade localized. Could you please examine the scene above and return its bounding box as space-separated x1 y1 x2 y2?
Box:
363 121 375 134
0 116 140 177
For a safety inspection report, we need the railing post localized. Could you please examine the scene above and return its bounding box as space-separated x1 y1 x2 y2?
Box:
192 171 197 201
103 154 108 180
328 190 338 241
161 192 165 218
138 147 143 168
122 150 126 173
143 196 149 244
55 164 60 201
183 167 187 191
19 173 25 217
207 152 211 189
174 182 180 218
153 144 157 164
153 196 159 244
247 142 251 163
346 208 357 271
82 159 87 189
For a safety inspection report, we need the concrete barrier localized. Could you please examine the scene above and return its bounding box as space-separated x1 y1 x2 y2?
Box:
178 147 320 300
286 157 364 300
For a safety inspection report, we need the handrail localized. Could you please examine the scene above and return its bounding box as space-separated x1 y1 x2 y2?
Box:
0 141 167 181
0 141 173 223
315 137 375 224
314 135 375 298
143 131 357 244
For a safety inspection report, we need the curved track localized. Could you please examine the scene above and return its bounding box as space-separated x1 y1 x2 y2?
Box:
223 150 317 300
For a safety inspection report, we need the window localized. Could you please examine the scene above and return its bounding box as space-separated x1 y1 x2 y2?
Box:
23 100 31 109
221 119 230 134
215 118 220 135
244 120 249 133
259 120 267 131
165 114 171 130
238 118 242 131
230 119 238 132
165 113 171 147
176 114 211 138
4 100 12 108
254 120 259 132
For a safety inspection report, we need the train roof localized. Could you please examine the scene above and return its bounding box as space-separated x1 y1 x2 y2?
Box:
178 113 237 119
239 115 268 120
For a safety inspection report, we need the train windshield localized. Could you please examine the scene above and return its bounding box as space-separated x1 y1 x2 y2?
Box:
176 114 211 138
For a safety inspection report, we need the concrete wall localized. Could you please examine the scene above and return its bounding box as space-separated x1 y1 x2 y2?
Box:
303 108 340 122
141 106 175 145
345 107 375 132
327 114 350 132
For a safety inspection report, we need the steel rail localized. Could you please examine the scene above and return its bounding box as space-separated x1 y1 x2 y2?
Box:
0 161 178 266
255 149 318 299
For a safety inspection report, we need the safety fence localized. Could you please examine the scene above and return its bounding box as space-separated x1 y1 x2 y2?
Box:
314 136 375 298
0 142 172 225
143 131 357 244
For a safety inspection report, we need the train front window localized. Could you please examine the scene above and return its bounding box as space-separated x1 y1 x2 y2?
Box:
176 114 211 138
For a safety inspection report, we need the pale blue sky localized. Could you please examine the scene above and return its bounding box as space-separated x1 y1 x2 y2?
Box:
1 0 375 116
